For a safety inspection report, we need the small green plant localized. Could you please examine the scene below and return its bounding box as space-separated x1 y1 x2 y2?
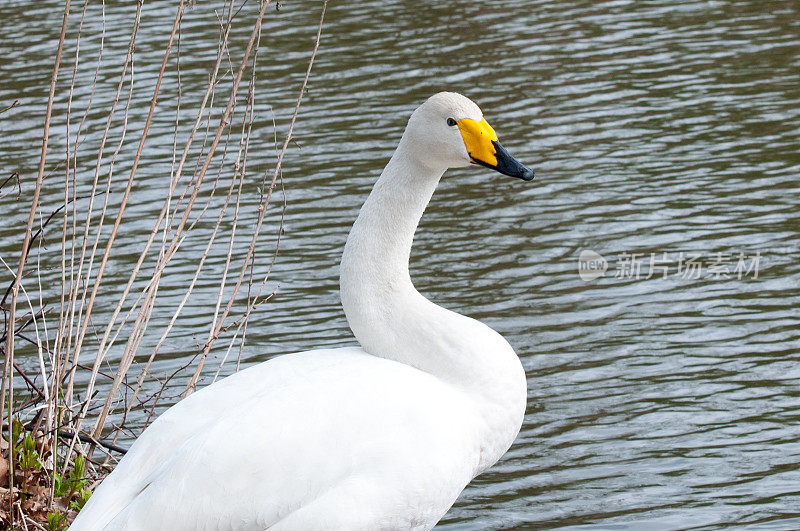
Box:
70 487 92 512
68 454 87 494
53 472 69 498
52 461 90 502
45 511 67 531
11 418 24 448
18 434 43 472
53 453 88 498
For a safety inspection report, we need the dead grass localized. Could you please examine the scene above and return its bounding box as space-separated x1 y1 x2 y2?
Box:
0 0 327 527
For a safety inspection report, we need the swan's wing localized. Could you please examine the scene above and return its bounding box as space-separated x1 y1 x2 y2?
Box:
71 348 361 529
70 348 479 530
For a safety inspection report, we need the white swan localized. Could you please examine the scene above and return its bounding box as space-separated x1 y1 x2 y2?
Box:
70 92 534 531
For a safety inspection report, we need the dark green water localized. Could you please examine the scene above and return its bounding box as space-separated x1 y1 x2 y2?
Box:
1 0 799 528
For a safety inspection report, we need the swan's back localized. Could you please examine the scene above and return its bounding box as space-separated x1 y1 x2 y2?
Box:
72 348 483 530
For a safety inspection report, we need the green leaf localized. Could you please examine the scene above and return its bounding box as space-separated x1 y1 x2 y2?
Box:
22 433 35 453
54 472 70 497
17 434 43 471
45 511 67 531
70 487 92 512
11 418 23 447
71 454 85 480
19 450 40 471
66 454 88 494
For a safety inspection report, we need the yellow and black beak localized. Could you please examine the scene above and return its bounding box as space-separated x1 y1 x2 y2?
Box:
456 118 534 181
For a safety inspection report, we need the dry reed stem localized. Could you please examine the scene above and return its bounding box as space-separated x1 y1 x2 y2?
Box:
54 2 92 496
62 0 90 418
118 14 254 425
3 3 329 524
58 0 107 392
61 0 187 470
184 0 329 395
1 0 72 522
84 0 249 440
60 1 141 417
71 0 233 414
207 65 258 382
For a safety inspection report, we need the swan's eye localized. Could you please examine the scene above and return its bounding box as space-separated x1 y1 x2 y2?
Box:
446 117 457 127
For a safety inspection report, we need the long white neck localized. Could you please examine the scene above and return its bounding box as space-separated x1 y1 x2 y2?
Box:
341 136 441 297
339 136 525 407
339 135 527 470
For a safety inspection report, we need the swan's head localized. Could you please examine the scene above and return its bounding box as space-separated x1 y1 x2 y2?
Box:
405 92 534 181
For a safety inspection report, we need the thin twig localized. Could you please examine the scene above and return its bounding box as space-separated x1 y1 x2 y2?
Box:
184 0 328 395
63 0 187 471
1 2 71 522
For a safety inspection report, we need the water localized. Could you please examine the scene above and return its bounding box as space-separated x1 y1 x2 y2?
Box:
2 0 800 528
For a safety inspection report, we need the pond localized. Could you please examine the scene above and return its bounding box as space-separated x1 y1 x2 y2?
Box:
1 0 799 528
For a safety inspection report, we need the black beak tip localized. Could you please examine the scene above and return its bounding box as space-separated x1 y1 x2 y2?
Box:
520 167 535 181
491 140 535 181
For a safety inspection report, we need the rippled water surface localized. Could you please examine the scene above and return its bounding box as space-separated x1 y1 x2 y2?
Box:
2 0 800 528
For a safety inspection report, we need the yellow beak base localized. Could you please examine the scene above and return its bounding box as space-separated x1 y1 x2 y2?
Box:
456 118 499 167
456 117 535 181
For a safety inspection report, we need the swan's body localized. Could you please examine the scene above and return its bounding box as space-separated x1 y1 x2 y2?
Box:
71 92 534 531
